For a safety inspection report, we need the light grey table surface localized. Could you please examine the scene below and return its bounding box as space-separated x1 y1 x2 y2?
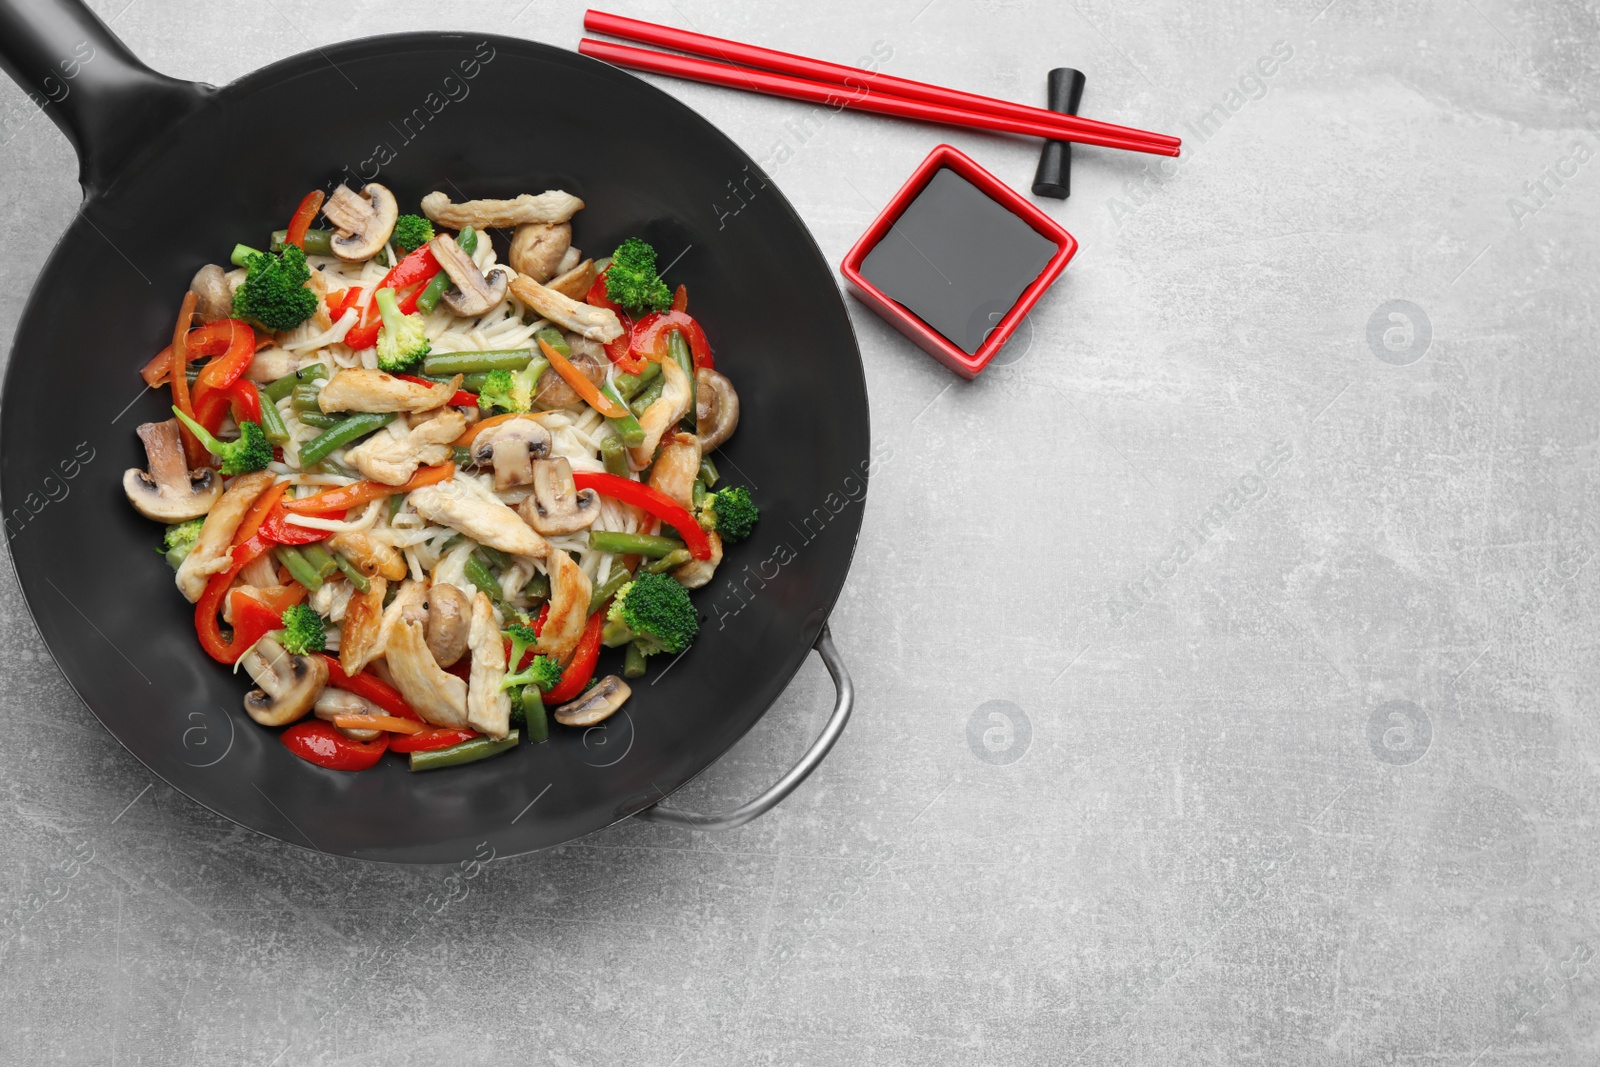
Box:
3 0 1598 1063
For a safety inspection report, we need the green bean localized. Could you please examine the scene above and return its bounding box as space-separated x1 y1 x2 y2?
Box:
262 362 327 403
692 480 708 510
599 382 645 447
613 359 661 401
698 456 719 487
623 641 648 679
601 435 630 477
257 395 290 445
300 543 339 579
414 226 476 314
274 545 323 592
534 326 569 356
588 566 633 614
463 554 503 606
522 572 550 602
230 243 261 268
519 692 549 743
408 729 520 772
388 492 407 523
271 228 334 257
477 544 512 571
451 446 474 467
461 372 491 394
589 530 683 558
314 457 360 480
290 382 322 413
421 349 533 376
629 375 666 417
298 412 339 430
299 412 393 468
668 330 696 432
646 548 692 574
333 554 371 593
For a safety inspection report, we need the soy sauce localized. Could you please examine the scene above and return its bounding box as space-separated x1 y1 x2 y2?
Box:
859 167 1058 355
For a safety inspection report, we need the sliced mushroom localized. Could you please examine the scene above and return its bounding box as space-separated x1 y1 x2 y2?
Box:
628 357 693 471
420 189 585 230
424 582 472 668
533 337 607 410
329 531 407 581
240 636 328 727
472 418 552 489
552 675 631 727
695 368 741 451
123 419 223 522
518 458 600 535
314 687 383 741
508 222 571 283
508 274 623 344
243 345 298 383
188 264 233 323
323 182 399 262
430 233 510 317
544 258 597 301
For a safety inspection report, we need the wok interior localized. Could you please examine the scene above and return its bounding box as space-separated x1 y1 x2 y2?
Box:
0 35 867 860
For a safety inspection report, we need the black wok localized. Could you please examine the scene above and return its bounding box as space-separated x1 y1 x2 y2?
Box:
0 0 868 862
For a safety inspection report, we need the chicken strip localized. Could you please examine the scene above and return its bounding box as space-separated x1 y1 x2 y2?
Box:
648 433 701 510
408 480 550 558
344 410 466 485
508 274 623 344
421 189 584 229
174 471 276 602
628 356 692 470
339 575 387 677
350 578 426 677
466 592 511 740
385 606 469 729
318 369 464 414
534 549 592 665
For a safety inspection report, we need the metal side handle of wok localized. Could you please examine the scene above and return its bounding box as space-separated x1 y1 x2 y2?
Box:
0 0 210 197
637 624 854 830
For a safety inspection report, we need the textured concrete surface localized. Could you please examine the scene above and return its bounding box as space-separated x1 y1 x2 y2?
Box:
3 0 1599 1063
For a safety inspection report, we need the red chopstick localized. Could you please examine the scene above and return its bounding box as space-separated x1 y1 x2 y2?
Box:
579 38 1179 158
583 10 1179 156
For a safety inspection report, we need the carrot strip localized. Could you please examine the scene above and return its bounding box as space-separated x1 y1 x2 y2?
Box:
169 291 202 465
538 337 629 418
280 463 454 514
331 714 427 735
235 481 289 547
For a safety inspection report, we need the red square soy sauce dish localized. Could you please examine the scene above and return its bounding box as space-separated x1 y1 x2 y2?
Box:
840 144 1078 379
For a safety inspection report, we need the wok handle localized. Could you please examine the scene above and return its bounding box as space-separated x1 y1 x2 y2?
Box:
0 0 209 196
637 623 854 830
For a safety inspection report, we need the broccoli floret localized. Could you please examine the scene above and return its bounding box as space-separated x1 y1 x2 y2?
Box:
232 244 318 331
374 286 430 371
476 363 541 415
391 214 434 254
605 237 672 314
161 517 206 569
604 571 698 655
274 603 326 655
500 623 563 692
171 408 273 476
699 485 758 542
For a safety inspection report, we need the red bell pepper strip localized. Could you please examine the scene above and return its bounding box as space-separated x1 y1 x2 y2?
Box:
224 378 262 425
541 608 607 705
390 728 479 753
571 472 712 559
321 655 424 722
395 374 477 407
671 284 688 313
258 500 343 545
169 292 202 465
194 533 275 663
585 268 622 313
226 590 289 654
140 319 263 388
604 311 638 371
191 319 260 396
282 463 455 514
281 720 389 771
341 246 442 349
630 311 714 371
285 189 325 250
